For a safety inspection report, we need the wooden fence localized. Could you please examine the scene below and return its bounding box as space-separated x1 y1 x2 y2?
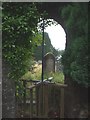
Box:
16 79 67 118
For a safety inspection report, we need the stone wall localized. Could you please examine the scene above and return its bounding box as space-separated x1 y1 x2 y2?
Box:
64 76 88 118
2 60 15 118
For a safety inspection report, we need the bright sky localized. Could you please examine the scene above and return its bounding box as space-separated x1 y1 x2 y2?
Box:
44 23 66 50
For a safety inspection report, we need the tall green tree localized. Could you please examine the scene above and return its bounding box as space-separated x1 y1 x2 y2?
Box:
33 32 59 60
60 3 88 87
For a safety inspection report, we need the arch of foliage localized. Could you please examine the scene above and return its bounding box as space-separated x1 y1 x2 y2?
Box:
3 3 89 96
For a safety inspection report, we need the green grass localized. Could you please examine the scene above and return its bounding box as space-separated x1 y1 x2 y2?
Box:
44 71 64 84
21 64 42 80
22 65 64 84
53 72 64 84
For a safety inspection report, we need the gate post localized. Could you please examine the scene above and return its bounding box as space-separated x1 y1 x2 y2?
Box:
60 87 64 118
23 80 26 117
43 83 49 117
30 89 33 117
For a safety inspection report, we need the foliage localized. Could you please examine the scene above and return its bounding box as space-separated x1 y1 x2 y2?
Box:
22 63 42 80
2 2 41 79
53 72 64 83
2 2 62 96
37 18 58 31
2 2 44 96
44 71 64 84
60 3 88 87
33 32 60 60
22 62 64 84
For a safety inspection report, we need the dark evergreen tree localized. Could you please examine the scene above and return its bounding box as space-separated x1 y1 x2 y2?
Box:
60 3 88 87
